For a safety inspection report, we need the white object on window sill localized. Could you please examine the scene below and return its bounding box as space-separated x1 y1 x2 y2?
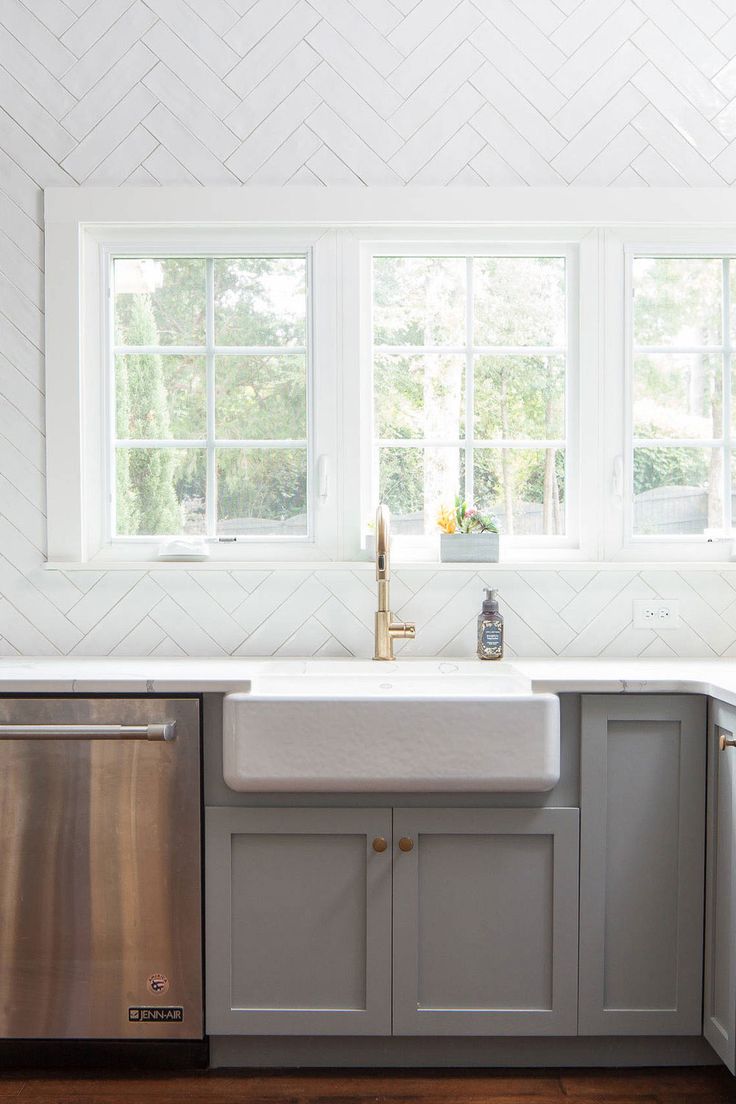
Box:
157 538 210 562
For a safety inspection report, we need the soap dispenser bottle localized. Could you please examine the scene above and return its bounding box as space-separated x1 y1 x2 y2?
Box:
477 588 504 660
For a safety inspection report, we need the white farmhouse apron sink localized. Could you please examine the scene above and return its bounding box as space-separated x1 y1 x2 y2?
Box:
222 661 560 793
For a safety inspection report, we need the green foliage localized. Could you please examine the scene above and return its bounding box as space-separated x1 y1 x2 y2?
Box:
216 356 306 440
214 258 306 346
632 259 728 532
218 449 306 531
634 443 708 496
373 257 465 346
633 257 721 347
378 448 423 519
113 253 728 540
114 348 136 535
374 256 566 535
115 258 206 346
114 257 309 536
473 256 565 347
452 496 498 533
115 295 183 536
513 448 566 505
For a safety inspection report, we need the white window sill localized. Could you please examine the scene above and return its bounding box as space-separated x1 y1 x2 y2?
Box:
44 559 736 571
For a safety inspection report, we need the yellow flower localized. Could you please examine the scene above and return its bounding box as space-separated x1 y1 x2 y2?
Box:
437 505 457 534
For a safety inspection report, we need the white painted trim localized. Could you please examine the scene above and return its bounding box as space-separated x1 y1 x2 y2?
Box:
311 229 341 559
45 218 83 561
44 187 736 227
44 558 736 572
578 230 602 561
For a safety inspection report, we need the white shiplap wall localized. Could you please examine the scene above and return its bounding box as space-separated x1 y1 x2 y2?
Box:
3 0 736 658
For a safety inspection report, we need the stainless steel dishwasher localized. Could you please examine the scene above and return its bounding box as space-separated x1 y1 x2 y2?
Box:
0 696 202 1040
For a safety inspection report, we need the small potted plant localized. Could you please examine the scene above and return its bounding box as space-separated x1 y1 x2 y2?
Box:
437 497 499 562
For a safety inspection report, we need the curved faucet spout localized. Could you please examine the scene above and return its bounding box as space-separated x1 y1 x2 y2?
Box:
375 503 390 582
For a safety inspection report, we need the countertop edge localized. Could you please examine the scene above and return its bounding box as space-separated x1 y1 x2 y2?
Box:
0 679 253 694
528 677 736 707
0 661 735 706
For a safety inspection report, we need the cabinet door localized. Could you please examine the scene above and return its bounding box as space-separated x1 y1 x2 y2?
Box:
392 808 579 1036
704 700 736 1073
205 807 392 1035
579 695 706 1035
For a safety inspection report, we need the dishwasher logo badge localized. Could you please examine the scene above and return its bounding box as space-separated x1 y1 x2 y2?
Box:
129 1006 183 1023
147 972 170 995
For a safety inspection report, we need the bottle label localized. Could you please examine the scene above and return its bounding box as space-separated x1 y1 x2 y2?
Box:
480 621 503 658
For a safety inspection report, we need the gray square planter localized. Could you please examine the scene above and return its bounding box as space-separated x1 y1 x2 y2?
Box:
440 532 499 563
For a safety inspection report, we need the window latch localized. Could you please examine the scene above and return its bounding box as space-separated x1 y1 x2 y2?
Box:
612 455 624 501
318 455 329 502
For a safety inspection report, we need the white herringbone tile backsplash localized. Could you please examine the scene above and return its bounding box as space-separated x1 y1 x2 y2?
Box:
3 565 736 659
4 0 736 657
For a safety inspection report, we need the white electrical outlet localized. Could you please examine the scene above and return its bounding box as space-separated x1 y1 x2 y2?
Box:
632 599 680 630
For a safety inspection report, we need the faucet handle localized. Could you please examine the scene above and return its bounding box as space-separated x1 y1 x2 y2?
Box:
389 620 416 641
375 504 391 581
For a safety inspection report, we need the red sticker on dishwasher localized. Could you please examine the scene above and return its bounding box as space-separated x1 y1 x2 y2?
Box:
147 972 170 995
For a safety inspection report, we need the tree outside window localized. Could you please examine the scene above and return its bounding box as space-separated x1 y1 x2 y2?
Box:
112 255 309 540
372 254 567 539
632 257 731 537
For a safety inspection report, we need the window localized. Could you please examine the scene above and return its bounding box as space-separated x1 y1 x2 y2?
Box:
44 188 736 566
630 254 734 541
370 250 572 544
111 254 310 542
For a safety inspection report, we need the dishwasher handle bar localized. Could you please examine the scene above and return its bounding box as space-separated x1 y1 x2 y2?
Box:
0 722 177 741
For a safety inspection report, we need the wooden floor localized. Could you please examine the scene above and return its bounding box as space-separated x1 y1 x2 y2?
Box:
0 1068 734 1104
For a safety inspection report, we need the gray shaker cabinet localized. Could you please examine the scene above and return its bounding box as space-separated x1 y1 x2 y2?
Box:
392 808 580 1036
206 805 580 1038
579 695 706 1036
704 700 736 1073
205 807 392 1035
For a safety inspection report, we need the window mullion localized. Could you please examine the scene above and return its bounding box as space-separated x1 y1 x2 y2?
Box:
723 258 732 533
108 256 116 541
205 258 216 539
465 257 474 504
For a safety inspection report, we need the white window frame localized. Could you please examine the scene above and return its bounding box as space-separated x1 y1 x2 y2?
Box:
605 228 736 562
357 234 585 560
44 187 736 567
106 246 316 548
46 217 340 563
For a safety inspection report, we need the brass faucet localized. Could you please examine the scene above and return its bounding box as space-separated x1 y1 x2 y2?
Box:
374 504 416 661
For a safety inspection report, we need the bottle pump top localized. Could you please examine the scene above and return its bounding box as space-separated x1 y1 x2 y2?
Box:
483 588 499 612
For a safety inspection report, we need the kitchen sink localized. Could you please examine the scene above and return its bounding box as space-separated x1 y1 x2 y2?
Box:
222 661 560 793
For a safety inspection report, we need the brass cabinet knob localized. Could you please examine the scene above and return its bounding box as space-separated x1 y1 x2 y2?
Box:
720 734 736 751
398 837 414 852
372 837 388 853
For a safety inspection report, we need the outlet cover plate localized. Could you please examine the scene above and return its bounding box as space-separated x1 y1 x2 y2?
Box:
633 599 681 630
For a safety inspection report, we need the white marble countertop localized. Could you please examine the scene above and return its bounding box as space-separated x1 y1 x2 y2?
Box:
0 656 734 705
0 657 256 693
513 658 736 708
